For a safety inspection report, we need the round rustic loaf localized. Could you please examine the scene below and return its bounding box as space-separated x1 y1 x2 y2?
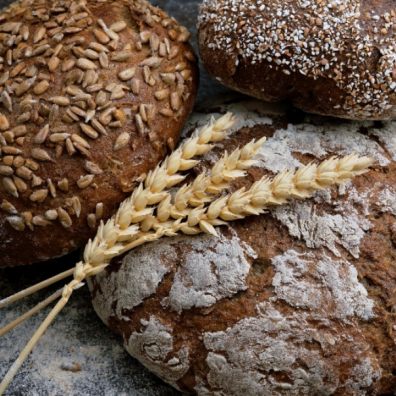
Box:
0 0 198 267
89 100 396 395
198 0 396 121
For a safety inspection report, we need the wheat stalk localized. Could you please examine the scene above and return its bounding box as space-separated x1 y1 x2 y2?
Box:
0 113 236 395
0 115 374 395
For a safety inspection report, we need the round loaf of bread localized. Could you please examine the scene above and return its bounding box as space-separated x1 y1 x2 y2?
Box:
0 0 198 267
89 100 396 395
198 0 396 121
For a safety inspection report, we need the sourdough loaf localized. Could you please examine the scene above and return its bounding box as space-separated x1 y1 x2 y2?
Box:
198 0 396 121
0 0 198 267
89 100 396 395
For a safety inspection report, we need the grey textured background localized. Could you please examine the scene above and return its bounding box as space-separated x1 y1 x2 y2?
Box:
0 1 231 395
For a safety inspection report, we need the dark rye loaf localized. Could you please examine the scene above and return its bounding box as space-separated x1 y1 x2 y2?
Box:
0 0 198 267
89 100 396 395
198 0 396 121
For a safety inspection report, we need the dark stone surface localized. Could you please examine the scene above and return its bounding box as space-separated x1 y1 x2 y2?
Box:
0 0 231 395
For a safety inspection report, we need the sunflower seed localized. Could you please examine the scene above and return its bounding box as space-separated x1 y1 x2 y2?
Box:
98 51 109 68
2 177 18 197
84 48 99 60
0 165 14 176
114 132 130 151
6 216 25 231
25 159 39 171
49 96 70 106
71 196 81 217
95 202 104 219
160 72 176 85
62 58 75 72
33 80 50 95
33 124 49 144
77 174 94 189
32 215 51 227
57 207 72 228
31 147 52 161
16 166 32 180
135 114 145 134
111 51 132 62
1 199 17 214
33 26 46 43
93 28 109 44
57 178 69 192
76 58 97 70
47 178 56 198
89 42 108 53
110 21 127 32
118 67 136 81
14 177 27 193
84 160 103 175
87 213 96 229
170 92 181 111
131 78 140 94
80 123 98 139
29 188 48 202
140 56 162 68
154 89 169 101
159 108 174 117
71 133 90 148
89 119 106 137
31 175 43 188
48 56 60 72
44 209 58 221
0 113 9 131
2 146 22 155
1 91 12 112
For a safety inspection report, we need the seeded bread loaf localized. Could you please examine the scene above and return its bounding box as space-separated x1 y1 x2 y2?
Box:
0 0 198 267
89 100 396 395
198 0 396 121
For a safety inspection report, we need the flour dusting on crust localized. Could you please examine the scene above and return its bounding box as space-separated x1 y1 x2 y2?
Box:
271 250 374 321
273 197 371 258
162 231 255 313
199 303 379 395
255 122 390 173
377 188 396 216
370 122 396 161
89 240 177 323
125 316 190 388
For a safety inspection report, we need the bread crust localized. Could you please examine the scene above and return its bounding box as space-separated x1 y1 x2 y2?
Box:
90 100 396 395
198 0 396 120
0 0 198 267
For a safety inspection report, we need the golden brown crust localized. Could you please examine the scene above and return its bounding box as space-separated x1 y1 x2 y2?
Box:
198 0 396 120
0 0 198 267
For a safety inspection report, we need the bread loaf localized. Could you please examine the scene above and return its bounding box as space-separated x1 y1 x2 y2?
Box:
198 0 396 121
89 100 396 395
0 0 198 267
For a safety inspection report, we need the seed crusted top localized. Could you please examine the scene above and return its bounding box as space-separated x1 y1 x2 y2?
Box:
198 0 396 119
0 0 197 264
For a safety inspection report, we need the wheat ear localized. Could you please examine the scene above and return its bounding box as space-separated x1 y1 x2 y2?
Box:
120 154 374 252
140 137 267 230
180 154 375 234
0 114 235 311
0 114 236 395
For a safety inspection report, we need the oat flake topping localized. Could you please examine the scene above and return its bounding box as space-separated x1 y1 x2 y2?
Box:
199 0 396 118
